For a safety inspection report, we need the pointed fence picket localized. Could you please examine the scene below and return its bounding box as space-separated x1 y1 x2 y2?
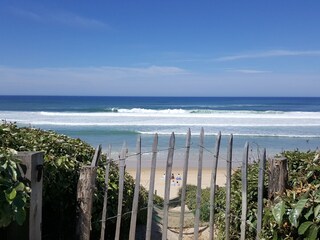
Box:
145 134 158 240
209 131 221 240
178 129 191 240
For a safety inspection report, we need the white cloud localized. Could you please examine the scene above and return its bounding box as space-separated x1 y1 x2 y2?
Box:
9 7 107 29
49 11 107 29
10 7 41 21
228 69 271 74
0 65 188 82
215 50 320 61
0 65 319 96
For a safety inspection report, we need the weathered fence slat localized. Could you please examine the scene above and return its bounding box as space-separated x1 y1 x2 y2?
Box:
240 142 249 240
162 133 175 240
77 145 102 240
225 134 233 240
268 156 288 199
256 148 266 240
146 134 158 240
17 151 44 240
178 129 191 240
194 128 205 239
100 145 111 240
129 137 142 240
115 143 127 240
91 145 102 167
209 131 221 240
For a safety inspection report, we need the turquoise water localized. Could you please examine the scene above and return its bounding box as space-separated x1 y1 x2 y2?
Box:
0 96 319 167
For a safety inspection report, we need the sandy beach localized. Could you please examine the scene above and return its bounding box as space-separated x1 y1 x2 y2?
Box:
127 166 227 199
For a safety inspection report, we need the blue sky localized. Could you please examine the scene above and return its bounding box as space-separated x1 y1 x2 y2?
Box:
0 1 320 96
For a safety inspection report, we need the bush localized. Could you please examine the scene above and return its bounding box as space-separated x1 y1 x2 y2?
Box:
184 150 320 239
0 148 30 227
0 122 148 239
260 151 320 239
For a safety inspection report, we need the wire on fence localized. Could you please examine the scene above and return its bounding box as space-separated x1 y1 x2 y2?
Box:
93 137 268 237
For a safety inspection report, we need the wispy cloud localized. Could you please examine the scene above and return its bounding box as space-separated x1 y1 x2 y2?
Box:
0 65 188 80
0 65 190 95
9 7 107 29
1 65 319 96
227 69 271 74
215 50 320 61
10 7 41 21
49 11 107 29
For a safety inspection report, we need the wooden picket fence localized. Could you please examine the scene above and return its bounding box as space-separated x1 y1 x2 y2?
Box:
76 128 287 240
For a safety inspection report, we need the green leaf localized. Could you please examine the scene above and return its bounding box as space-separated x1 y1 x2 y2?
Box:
272 200 286 225
307 225 319 240
56 157 63 166
298 221 313 235
1 161 8 169
13 196 26 209
15 182 25 191
289 199 308 227
0 206 13 228
315 204 320 217
14 208 26 225
5 188 17 202
304 207 313 219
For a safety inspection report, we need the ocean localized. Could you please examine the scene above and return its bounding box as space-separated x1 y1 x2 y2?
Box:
0 96 319 168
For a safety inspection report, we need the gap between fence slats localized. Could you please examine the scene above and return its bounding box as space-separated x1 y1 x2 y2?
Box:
115 143 127 240
194 127 204 239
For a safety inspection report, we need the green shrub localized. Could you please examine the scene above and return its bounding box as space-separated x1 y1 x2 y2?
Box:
0 122 148 239
184 150 320 239
0 148 30 227
260 151 320 239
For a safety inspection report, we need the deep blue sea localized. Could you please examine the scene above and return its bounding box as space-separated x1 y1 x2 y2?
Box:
1 96 319 168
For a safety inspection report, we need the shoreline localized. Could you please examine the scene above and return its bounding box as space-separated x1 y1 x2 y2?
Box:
126 166 227 199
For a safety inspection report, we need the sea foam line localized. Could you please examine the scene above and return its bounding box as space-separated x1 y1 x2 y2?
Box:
12 120 320 127
138 131 320 138
32 110 320 119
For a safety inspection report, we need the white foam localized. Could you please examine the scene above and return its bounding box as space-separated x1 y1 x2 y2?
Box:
1 110 320 138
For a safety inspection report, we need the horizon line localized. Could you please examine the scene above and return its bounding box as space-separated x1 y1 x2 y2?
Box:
0 94 319 98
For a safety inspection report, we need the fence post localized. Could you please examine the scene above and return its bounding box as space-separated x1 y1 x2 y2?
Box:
162 133 175 240
240 142 249 240
209 131 221 240
76 145 101 240
194 128 204 240
225 134 233 240
129 137 142 240
178 129 191 240
115 143 127 240
100 145 111 240
268 156 288 199
256 148 266 240
17 151 44 240
146 134 158 240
